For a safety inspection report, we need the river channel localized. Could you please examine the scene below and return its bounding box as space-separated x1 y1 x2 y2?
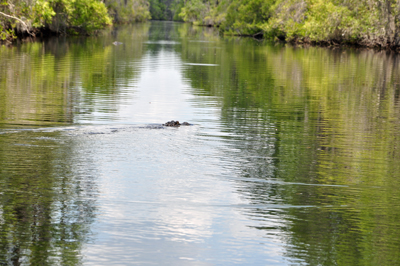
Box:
1 21 400 265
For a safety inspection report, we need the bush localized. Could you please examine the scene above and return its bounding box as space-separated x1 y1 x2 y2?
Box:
179 0 400 48
47 0 112 34
105 0 150 23
0 0 112 39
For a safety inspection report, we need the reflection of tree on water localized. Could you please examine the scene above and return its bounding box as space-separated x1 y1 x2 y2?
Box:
0 24 150 127
0 23 155 264
0 131 97 265
181 29 400 265
145 21 183 56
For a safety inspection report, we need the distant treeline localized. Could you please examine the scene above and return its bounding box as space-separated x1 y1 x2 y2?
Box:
2 0 400 49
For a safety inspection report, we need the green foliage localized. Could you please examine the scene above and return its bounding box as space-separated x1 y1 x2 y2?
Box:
32 0 56 27
105 0 150 23
0 26 17 41
221 0 275 35
179 0 207 24
149 0 167 20
0 0 114 39
47 0 112 33
1 0 399 48
70 0 112 31
260 0 307 40
301 1 354 41
179 0 400 48
147 0 186 21
171 0 184 21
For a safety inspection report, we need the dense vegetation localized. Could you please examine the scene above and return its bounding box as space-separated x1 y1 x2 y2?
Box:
2 0 400 49
105 0 150 23
178 0 400 48
0 0 150 42
148 0 182 20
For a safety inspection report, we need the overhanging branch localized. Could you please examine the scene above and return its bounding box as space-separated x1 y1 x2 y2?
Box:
0 11 34 36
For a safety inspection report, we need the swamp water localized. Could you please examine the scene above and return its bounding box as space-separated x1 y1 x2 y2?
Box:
1 21 400 265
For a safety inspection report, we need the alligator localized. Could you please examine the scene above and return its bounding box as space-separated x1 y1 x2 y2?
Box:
163 121 191 127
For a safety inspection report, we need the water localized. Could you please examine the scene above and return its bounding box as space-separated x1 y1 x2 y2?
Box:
1 21 400 265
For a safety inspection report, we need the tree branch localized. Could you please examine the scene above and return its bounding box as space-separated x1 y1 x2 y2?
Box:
0 11 34 36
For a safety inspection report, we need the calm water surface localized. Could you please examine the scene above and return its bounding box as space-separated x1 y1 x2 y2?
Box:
1 21 400 265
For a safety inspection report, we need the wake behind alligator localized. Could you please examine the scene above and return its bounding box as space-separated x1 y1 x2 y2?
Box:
0 121 194 136
83 121 193 135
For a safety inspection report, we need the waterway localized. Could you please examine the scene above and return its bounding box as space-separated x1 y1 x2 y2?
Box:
1 21 400 265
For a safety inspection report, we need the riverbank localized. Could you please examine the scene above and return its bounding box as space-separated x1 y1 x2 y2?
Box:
179 0 400 51
3 0 400 51
0 0 151 45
